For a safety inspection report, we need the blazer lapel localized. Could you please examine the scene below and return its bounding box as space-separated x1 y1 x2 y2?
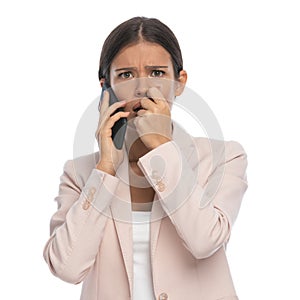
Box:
108 123 196 296
110 206 133 296
109 151 134 296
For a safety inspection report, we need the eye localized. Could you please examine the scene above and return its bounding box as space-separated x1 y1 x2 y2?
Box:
118 71 133 79
151 70 165 77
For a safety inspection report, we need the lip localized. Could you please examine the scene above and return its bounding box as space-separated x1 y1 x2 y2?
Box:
131 97 155 113
132 101 142 112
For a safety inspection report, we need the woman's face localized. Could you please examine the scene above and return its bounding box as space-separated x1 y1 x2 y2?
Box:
107 42 187 120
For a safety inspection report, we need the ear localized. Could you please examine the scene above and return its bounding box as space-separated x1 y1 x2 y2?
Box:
100 78 105 88
175 70 188 96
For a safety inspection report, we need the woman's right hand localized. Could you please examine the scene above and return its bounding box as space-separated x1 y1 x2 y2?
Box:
95 90 130 176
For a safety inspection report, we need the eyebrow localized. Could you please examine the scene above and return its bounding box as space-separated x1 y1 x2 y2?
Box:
114 65 169 72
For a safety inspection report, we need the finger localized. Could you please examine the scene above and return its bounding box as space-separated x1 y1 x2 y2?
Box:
102 100 127 124
97 110 129 138
100 90 109 116
146 87 166 104
100 89 127 115
136 108 148 116
107 100 127 116
140 97 156 111
106 111 130 130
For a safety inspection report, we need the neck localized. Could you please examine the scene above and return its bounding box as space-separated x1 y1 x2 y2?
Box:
127 138 149 162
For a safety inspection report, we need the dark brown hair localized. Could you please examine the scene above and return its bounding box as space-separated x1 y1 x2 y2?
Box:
98 17 183 83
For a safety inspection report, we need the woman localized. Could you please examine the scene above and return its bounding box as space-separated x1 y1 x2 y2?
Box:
43 17 248 300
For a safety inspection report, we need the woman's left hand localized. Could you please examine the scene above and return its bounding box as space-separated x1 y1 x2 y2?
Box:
133 87 172 150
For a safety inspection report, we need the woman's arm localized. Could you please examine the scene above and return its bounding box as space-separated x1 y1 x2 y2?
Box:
137 139 248 259
43 159 119 284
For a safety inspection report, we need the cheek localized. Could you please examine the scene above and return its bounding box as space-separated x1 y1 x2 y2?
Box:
112 81 137 101
160 81 176 103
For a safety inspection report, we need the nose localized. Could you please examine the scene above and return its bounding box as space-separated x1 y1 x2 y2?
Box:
134 78 149 98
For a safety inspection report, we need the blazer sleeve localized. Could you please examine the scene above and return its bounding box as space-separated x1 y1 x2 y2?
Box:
137 139 248 259
43 160 119 284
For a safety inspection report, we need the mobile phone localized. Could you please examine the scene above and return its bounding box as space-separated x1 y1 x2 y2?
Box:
100 83 127 149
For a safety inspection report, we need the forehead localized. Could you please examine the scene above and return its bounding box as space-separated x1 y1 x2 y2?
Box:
111 42 172 67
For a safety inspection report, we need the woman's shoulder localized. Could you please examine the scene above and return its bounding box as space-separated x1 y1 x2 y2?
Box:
190 136 246 155
72 151 99 167
188 137 247 170
172 124 246 157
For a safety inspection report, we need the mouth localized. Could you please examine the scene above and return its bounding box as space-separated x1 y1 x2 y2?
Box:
132 97 154 113
132 102 143 113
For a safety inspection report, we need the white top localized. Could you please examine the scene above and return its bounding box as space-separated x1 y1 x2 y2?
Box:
132 211 156 300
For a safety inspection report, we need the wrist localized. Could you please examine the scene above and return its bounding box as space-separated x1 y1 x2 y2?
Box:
96 160 116 176
148 136 172 150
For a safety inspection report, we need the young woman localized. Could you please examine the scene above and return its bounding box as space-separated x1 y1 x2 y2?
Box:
44 17 248 300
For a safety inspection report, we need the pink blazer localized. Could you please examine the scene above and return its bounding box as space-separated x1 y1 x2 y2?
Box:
43 132 248 300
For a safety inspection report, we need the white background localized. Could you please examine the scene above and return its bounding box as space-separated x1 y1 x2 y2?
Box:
1 0 299 299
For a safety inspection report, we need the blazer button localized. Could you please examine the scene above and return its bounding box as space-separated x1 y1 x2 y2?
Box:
158 292 168 300
82 187 96 210
157 181 165 192
88 187 96 197
82 199 91 210
89 187 96 195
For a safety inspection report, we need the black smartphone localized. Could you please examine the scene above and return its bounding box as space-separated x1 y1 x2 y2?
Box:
100 83 127 149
